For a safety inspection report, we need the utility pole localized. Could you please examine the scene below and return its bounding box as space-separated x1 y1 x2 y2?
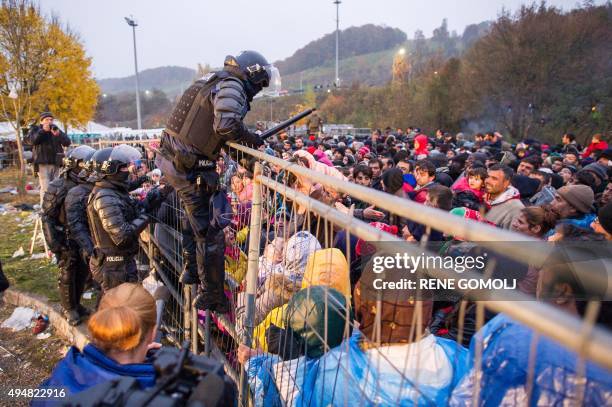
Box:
125 16 142 129
334 0 341 87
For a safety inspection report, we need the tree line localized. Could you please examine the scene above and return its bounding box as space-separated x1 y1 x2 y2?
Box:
252 2 611 145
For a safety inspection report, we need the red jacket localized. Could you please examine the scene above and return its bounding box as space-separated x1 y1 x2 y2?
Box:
582 140 608 158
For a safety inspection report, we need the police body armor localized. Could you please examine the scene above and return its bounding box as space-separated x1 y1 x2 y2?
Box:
42 176 78 253
64 182 95 260
86 184 144 258
165 71 238 161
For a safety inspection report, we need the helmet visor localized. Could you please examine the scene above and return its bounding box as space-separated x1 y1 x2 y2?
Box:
264 65 281 91
108 144 142 166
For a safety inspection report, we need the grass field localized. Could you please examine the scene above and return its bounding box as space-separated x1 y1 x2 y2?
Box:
1 168 60 302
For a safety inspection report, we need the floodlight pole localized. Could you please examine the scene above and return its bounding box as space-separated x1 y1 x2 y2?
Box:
334 0 341 87
125 16 142 130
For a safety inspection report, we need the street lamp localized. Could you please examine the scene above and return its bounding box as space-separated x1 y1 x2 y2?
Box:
333 0 341 87
125 15 142 130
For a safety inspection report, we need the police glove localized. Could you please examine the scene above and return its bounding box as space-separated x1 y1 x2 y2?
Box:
143 188 164 214
241 132 264 148
132 214 150 234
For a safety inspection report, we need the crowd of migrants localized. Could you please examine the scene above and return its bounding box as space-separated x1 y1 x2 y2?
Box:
31 120 612 405
228 127 612 406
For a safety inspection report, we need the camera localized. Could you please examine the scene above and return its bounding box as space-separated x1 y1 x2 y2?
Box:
63 342 236 407
51 124 59 132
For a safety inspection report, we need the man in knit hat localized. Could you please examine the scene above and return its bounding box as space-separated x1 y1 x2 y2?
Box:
549 184 596 232
27 111 71 203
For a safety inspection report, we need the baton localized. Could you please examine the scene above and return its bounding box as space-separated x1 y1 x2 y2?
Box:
260 108 316 140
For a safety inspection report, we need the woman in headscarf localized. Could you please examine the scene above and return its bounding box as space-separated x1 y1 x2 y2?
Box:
413 134 430 159
249 247 349 353
241 286 351 407
236 231 322 340
283 231 322 284
293 150 347 181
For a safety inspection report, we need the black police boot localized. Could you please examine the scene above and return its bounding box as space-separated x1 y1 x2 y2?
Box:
179 250 199 285
77 304 91 318
179 266 199 285
64 309 83 326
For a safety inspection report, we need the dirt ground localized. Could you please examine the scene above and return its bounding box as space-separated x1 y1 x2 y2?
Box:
0 300 70 407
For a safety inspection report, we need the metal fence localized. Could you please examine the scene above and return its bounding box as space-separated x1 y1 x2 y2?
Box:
42 139 612 405
224 144 612 405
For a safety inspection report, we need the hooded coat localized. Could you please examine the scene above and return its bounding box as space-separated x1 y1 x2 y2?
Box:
414 134 430 158
35 344 156 405
451 314 612 406
293 150 347 181
484 186 524 229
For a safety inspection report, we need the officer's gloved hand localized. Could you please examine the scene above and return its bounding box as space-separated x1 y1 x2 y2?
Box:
132 213 150 233
158 183 174 200
143 188 165 214
241 132 264 148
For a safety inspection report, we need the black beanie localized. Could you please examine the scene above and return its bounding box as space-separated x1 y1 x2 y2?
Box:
382 168 404 194
39 111 54 121
550 173 564 189
598 202 612 235
511 175 540 200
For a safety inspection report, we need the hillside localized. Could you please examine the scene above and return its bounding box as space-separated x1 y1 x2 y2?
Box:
98 66 196 97
281 21 492 89
275 24 406 76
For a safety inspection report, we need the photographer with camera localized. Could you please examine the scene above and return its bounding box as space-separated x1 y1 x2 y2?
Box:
35 283 159 405
28 111 71 203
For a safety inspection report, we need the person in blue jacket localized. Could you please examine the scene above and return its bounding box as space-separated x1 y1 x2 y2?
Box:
298 283 468 406
451 247 612 405
35 283 159 405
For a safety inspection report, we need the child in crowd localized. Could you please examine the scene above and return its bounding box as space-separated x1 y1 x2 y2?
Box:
452 166 487 210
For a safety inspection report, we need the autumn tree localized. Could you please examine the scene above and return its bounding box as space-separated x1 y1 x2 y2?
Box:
40 22 98 132
0 0 98 192
461 3 612 141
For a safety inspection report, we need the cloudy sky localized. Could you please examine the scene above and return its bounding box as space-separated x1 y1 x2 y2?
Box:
39 0 601 79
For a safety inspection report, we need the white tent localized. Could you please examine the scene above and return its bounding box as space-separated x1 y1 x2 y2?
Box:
73 121 113 134
0 122 16 139
0 120 115 140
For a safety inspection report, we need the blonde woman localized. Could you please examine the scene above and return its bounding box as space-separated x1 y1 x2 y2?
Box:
37 283 159 401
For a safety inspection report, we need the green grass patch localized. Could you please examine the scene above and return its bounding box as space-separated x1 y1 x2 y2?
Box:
0 210 59 302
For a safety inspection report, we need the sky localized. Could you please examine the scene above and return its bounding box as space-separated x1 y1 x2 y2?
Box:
39 0 602 79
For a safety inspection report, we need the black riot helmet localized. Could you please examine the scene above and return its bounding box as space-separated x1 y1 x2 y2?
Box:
88 147 113 173
100 144 142 176
63 145 96 171
224 51 279 99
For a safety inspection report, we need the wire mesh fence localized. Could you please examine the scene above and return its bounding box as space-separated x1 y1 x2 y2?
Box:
80 138 612 406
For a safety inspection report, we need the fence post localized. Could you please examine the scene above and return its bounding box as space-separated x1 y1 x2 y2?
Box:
238 161 263 407
191 285 199 354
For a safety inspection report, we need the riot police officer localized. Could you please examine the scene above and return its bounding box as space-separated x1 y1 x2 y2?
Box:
156 50 277 313
42 145 96 325
87 144 168 293
63 147 112 286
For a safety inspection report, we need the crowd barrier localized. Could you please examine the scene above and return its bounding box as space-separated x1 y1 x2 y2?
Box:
50 139 612 405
